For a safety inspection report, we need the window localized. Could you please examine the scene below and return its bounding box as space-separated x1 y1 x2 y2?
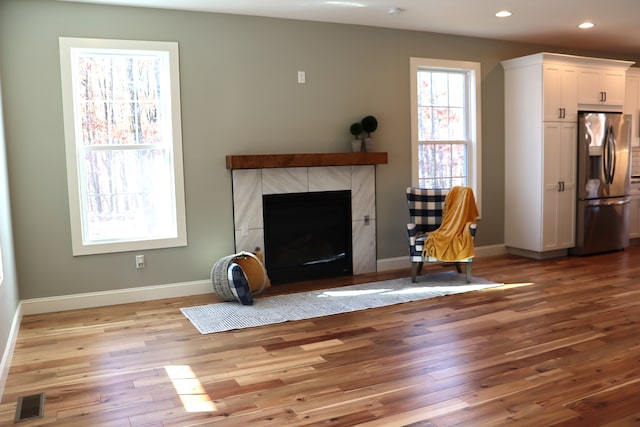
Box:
410 57 481 211
60 38 187 255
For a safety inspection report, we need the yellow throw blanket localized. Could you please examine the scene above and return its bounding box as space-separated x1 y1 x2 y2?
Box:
423 186 478 261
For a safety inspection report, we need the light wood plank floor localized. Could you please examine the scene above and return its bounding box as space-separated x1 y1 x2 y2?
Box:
2 248 640 426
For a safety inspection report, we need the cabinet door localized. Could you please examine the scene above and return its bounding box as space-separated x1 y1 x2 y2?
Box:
578 67 626 106
542 122 577 250
543 64 577 121
577 68 602 105
601 69 626 105
624 74 640 147
556 123 577 248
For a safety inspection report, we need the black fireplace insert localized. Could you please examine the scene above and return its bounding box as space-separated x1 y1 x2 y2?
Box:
263 190 353 284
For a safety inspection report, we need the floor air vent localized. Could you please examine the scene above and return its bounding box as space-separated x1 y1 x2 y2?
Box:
14 393 45 423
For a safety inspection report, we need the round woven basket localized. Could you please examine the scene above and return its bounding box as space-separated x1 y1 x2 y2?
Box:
233 252 269 294
211 251 268 301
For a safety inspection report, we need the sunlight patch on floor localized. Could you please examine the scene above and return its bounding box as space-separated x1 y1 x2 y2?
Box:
422 284 499 293
492 282 534 290
165 365 216 413
318 288 393 297
317 283 498 298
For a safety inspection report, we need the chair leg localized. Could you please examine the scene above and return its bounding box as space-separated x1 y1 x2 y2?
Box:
454 262 462 274
465 262 472 283
411 262 423 283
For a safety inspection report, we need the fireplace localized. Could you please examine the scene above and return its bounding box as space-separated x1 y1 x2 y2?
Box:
263 190 353 284
227 153 387 280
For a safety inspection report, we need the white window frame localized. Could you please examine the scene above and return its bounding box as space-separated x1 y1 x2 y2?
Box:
59 37 187 255
410 57 482 215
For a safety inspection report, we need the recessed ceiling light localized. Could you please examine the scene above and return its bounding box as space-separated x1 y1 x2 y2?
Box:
388 7 404 15
495 10 512 18
578 22 595 29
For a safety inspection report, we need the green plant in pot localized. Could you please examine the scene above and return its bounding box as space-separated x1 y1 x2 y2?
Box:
361 115 378 152
350 122 363 152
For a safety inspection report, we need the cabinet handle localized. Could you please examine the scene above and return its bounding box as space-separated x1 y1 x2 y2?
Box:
558 108 563 119
562 108 566 119
600 91 607 102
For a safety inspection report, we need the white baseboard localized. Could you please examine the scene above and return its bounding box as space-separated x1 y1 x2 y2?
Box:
21 279 212 316
376 244 507 272
0 303 22 403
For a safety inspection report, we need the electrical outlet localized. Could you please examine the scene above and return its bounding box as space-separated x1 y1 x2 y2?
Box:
135 255 145 269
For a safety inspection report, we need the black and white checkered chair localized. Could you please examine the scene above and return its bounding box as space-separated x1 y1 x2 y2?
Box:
406 187 477 283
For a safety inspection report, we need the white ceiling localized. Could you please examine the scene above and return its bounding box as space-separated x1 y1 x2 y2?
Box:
61 0 640 57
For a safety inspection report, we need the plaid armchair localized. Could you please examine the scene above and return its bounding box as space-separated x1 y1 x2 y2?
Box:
406 187 477 283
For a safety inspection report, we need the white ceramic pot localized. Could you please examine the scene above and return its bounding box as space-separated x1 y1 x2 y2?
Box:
364 138 374 152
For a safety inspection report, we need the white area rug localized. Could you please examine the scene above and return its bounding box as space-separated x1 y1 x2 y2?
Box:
181 271 501 334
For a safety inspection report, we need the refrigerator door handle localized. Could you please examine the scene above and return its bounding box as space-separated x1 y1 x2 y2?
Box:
597 199 630 207
603 125 610 183
603 125 616 185
608 125 616 184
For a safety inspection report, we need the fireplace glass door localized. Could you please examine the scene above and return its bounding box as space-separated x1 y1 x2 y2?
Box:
262 190 353 284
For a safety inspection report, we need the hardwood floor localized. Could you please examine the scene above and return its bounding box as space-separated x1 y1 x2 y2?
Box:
2 248 640 426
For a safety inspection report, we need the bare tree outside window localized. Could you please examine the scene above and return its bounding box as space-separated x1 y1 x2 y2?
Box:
60 38 186 255
77 52 172 242
416 70 468 189
410 58 481 212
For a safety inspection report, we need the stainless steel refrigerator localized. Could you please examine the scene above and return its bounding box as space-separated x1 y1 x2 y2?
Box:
572 111 631 256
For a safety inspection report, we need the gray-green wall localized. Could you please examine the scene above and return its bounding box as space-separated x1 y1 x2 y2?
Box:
1 0 639 304
0 75 20 393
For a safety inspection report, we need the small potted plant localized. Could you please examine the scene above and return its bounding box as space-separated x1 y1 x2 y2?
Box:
361 115 378 152
349 122 363 152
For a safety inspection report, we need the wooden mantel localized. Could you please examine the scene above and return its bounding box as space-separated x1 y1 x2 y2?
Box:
226 152 388 170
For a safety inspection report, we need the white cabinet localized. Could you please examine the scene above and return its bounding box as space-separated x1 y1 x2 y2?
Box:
542 122 577 250
578 67 627 107
502 118 576 256
543 63 577 121
502 52 632 258
625 69 640 147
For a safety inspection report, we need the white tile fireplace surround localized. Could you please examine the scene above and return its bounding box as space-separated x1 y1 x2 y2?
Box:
228 153 388 276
